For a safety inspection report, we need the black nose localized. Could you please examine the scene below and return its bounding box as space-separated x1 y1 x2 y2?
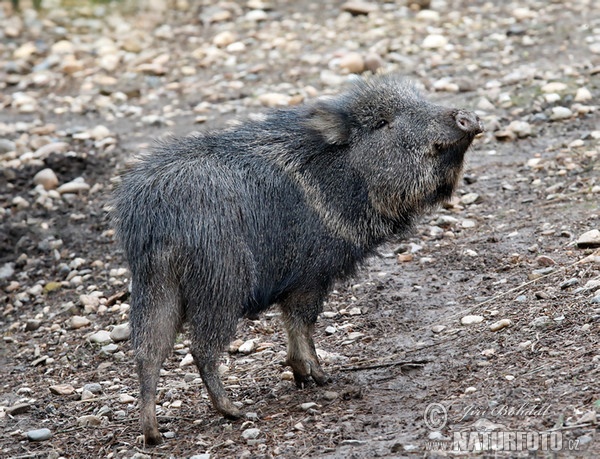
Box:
455 110 484 135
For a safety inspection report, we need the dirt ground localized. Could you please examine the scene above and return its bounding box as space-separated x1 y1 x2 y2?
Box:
1 0 599 458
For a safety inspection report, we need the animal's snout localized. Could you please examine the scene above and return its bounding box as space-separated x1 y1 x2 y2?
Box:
454 110 484 135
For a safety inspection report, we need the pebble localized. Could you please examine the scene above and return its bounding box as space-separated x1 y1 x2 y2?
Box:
242 428 261 440
49 384 75 395
300 402 319 411
323 391 338 401
110 323 131 341
180 353 194 367
541 82 567 93
576 229 600 248
507 120 531 138
118 394 135 404
258 93 290 107
550 106 573 120
591 295 600 304
489 319 511 332
101 343 119 354
77 415 102 426
431 325 446 333
341 1 379 15
422 34 448 49
461 219 476 229
33 168 59 190
460 193 480 205
70 316 91 329
325 325 337 335
57 178 91 194
88 330 112 344
536 255 556 266
338 52 364 74
189 455 211 459
530 316 552 328
27 428 52 441
213 31 236 47
574 87 592 102
238 339 257 354
6 403 31 415
461 315 484 325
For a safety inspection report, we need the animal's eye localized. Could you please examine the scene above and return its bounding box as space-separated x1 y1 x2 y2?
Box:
375 119 388 130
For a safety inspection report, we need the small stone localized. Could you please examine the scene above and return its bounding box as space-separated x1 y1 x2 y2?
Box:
281 371 294 381
77 415 102 426
33 168 59 190
57 179 90 194
90 125 111 140
88 330 112 344
530 316 552 328
258 93 290 107
110 323 131 342
560 278 578 289
180 353 194 367
461 315 484 325
431 325 446 333
101 343 119 354
574 87 592 102
460 193 480 205
550 106 573 121
325 325 337 335
591 295 600 304
242 428 261 440
464 386 477 394
576 229 600 248
189 455 211 459
364 53 383 73
422 34 448 49
228 339 244 353
213 31 236 47
49 384 75 395
541 82 567 93
245 412 259 421
118 394 135 404
338 52 364 74
81 390 95 400
348 307 361 315
238 339 257 354
27 428 52 441
507 120 531 138
323 391 338 401
489 319 511 332
300 402 319 411
6 403 31 415
341 1 379 15
536 255 556 266
70 316 91 329
24 319 42 332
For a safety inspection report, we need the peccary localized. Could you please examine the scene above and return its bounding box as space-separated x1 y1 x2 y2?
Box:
111 75 483 444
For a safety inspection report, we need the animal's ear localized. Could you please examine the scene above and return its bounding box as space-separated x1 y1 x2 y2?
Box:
304 98 351 145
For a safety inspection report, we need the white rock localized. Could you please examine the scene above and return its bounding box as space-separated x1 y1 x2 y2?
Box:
300 402 319 411
422 34 448 49
33 168 59 190
179 353 194 367
541 82 567 93
574 87 592 102
118 394 135 404
258 93 290 107
507 120 531 138
460 193 480 205
550 106 573 120
88 330 112 344
49 384 75 395
338 52 364 73
57 178 90 194
490 319 512 331
577 229 600 248
213 31 236 47
70 316 91 329
110 323 131 342
242 427 261 440
431 325 446 333
238 339 256 354
90 125 111 140
461 315 484 325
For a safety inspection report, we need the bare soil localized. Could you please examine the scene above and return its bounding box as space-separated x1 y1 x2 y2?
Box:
1 1 599 458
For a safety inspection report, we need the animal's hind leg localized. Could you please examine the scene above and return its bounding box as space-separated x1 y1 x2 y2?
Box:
279 291 330 388
131 281 182 445
189 310 241 419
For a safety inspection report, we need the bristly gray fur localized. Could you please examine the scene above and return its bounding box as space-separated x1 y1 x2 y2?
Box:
111 74 483 445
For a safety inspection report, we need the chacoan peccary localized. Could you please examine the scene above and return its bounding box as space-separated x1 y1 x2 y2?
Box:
112 75 483 444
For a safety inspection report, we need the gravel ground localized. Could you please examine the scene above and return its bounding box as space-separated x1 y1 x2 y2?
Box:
1 0 599 458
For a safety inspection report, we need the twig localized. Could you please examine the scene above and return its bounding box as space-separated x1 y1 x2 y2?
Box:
340 359 429 372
